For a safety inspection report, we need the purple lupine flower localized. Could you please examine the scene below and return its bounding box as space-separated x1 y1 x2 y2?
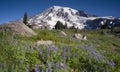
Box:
106 60 115 67
96 52 103 61
82 44 105 61
89 50 104 61
61 53 66 59
76 45 84 49
110 60 115 67
56 63 60 68
84 44 93 51
34 64 39 72
50 61 54 66
48 45 58 52
53 48 58 52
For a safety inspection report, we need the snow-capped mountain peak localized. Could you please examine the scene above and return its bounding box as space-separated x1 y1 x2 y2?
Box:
27 6 120 29
28 6 92 29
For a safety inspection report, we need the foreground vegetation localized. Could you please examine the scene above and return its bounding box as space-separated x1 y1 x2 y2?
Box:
0 29 120 72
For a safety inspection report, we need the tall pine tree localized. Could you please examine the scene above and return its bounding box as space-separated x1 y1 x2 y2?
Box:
55 21 64 30
64 22 68 29
23 12 28 25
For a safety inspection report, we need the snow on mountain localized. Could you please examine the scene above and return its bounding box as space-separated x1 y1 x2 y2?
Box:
28 6 99 29
27 6 119 29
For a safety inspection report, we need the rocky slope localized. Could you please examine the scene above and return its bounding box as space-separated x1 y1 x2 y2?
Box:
0 21 37 37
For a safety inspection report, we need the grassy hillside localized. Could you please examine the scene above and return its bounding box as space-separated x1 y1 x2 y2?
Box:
0 29 120 72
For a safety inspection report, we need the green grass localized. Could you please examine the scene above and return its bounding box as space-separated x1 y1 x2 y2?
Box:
0 29 120 72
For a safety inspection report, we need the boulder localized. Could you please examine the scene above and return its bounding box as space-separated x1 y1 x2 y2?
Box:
59 31 67 36
35 40 53 46
73 33 87 40
83 35 87 40
0 21 37 37
74 33 82 40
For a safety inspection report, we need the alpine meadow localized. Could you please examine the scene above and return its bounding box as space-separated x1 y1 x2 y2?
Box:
0 1 120 72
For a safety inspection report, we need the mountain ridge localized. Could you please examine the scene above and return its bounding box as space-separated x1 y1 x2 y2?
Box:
22 6 120 29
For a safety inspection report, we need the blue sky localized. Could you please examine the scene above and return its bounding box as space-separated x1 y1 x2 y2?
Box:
0 0 120 24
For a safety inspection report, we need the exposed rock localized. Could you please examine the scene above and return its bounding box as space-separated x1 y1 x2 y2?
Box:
83 35 87 40
76 10 97 17
59 31 67 36
74 33 82 40
0 21 37 37
35 40 53 46
73 33 87 40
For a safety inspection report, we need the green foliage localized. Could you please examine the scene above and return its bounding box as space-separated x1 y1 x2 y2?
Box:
55 21 65 30
74 27 79 33
0 29 120 72
100 24 108 29
64 22 68 29
101 24 115 30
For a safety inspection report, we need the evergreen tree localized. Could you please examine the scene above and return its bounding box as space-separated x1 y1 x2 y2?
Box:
23 12 28 25
100 24 108 29
75 27 79 33
64 22 68 29
55 21 64 30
